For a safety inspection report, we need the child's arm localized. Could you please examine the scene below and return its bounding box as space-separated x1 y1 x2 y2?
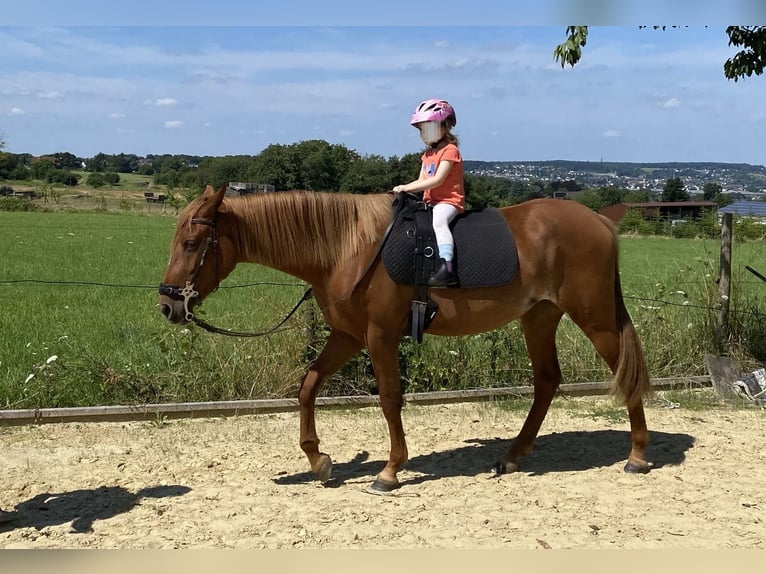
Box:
393 160 453 193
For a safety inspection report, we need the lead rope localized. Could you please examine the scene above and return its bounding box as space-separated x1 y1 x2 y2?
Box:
191 287 314 337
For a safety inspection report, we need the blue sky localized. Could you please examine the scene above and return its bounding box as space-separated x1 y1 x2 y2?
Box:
2 8 765 165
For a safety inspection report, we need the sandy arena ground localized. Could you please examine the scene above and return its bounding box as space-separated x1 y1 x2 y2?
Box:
1 395 764 549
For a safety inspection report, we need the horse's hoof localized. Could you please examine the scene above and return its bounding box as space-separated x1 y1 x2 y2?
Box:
623 460 651 474
370 477 399 492
492 460 518 475
315 454 333 483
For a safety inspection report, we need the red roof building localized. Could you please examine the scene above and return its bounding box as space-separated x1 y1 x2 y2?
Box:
599 201 718 224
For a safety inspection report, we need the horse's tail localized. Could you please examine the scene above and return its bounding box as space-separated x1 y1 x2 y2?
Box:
602 217 653 408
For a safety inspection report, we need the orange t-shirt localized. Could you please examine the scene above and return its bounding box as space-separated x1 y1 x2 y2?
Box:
421 143 464 213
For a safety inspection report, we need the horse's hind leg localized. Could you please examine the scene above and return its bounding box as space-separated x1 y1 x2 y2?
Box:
298 329 362 483
494 301 563 474
568 311 651 474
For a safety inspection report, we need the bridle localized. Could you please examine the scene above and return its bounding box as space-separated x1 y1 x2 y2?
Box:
158 215 313 337
158 216 220 323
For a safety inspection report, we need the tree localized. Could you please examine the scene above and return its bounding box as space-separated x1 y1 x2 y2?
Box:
86 172 106 188
464 174 512 209
87 152 109 172
714 193 734 208
30 158 56 181
251 144 299 190
52 152 82 170
623 189 650 203
662 177 689 202
596 186 625 207
340 155 392 194
103 172 120 185
703 181 723 200
554 26 766 82
47 170 79 186
575 189 603 211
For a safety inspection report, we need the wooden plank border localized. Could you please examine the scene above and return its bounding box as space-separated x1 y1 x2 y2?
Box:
0 376 711 426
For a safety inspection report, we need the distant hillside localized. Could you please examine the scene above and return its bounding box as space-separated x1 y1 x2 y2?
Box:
464 160 766 193
464 160 766 175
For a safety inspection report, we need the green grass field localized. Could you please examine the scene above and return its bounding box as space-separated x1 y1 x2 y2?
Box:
1 210 764 409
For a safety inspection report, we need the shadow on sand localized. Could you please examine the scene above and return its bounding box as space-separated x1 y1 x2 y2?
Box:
273 429 695 489
0 485 191 533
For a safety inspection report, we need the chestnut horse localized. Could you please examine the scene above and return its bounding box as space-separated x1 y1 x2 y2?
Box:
159 185 652 492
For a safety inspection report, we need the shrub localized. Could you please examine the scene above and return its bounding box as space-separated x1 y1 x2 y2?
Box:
86 172 106 188
0 197 39 211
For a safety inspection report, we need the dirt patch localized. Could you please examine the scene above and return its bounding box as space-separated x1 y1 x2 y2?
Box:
1 396 764 549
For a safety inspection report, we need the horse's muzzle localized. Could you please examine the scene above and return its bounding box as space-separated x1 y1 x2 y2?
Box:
157 296 188 324
158 283 197 324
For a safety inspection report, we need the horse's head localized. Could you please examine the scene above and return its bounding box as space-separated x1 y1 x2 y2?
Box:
158 184 237 324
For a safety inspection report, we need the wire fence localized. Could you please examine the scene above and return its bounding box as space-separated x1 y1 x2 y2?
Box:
2 277 764 320
0 279 304 289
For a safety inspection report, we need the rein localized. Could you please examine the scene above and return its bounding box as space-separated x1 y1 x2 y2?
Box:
159 216 313 338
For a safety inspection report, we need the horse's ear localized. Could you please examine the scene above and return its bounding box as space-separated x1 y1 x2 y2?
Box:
198 183 226 217
214 185 228 212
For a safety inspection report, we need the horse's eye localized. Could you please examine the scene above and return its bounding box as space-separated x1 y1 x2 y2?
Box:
183 240 198 250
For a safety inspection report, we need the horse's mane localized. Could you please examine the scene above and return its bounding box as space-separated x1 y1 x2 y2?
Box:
218 191 394 268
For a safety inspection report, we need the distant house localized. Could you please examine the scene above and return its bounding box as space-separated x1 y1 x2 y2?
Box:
226 182 275 196
599 201 718 224
718 200 766 222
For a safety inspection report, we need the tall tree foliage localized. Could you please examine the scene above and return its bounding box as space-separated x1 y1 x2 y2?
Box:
555 26 766 82
703 181 723 200
662 177 690 202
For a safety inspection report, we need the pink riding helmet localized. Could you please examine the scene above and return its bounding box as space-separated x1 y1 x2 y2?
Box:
410 99 457 128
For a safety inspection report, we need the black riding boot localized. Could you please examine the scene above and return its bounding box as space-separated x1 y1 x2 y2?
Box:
428 258 458 287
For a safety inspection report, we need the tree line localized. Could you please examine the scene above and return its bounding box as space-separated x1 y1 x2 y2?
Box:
0 139 738 211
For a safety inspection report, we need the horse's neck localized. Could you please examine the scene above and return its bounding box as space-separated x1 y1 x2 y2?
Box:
231 197 346 283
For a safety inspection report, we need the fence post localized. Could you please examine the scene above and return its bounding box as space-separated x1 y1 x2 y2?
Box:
715 212 732 353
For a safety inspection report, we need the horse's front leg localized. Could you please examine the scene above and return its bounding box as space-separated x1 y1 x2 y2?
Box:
366 334 408 492
298 329 362 483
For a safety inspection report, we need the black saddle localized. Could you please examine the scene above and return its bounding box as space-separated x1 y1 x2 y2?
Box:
382 193 519 288
380 192 519 342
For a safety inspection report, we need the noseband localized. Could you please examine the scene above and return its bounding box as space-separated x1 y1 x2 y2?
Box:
158 217 219 322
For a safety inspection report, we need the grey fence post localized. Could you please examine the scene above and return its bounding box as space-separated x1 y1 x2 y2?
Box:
715 212 732 353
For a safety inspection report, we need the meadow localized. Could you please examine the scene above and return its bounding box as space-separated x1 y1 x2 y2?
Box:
1 208 764 409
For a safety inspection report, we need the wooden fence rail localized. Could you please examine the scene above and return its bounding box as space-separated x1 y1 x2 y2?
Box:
0 376 711 426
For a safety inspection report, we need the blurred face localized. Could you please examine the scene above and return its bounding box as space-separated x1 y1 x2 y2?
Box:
417 121 444 145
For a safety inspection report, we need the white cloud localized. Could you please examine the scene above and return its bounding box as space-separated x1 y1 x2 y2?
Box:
9 107 25 116
663 97 681 108
37 90 63 99
110 112 125 119
155 97 178 107
164 120 184 129
603 130 621 138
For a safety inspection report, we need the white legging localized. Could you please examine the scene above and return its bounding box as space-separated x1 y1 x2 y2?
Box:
432 202 458 260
